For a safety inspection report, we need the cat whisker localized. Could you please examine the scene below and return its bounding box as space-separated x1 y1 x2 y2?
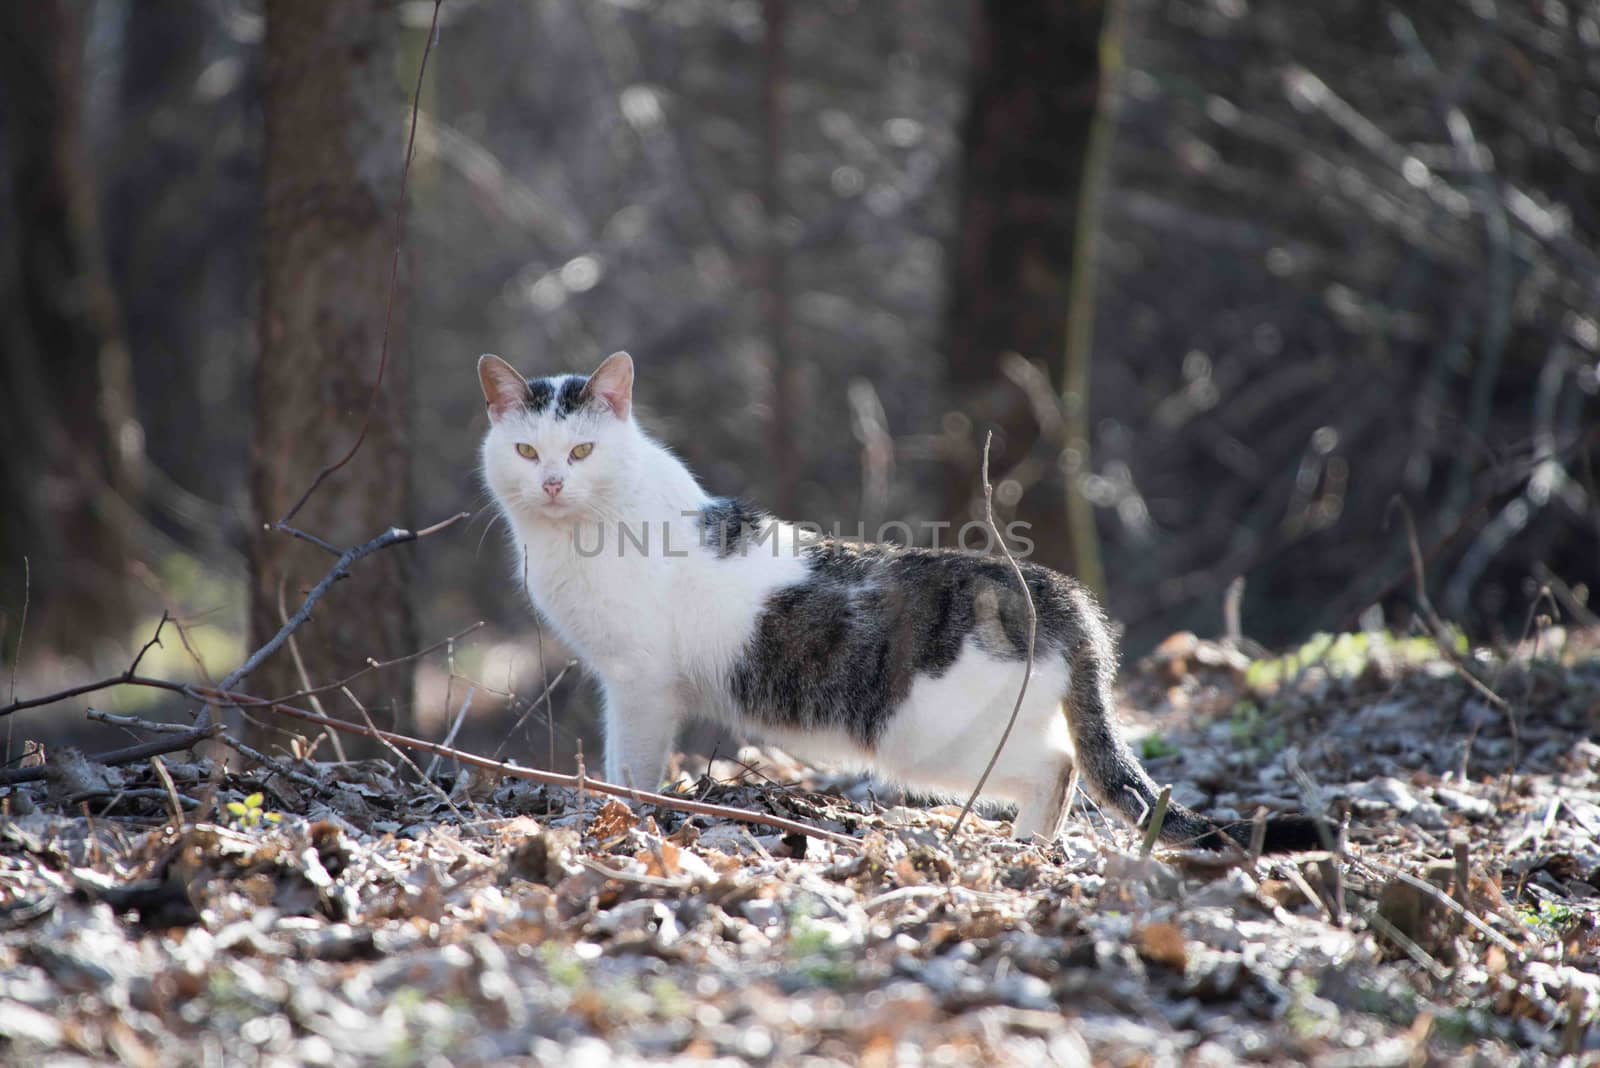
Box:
475 509 507 558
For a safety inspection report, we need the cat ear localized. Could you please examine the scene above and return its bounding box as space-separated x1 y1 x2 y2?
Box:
584 351 634 420
478 354 527 422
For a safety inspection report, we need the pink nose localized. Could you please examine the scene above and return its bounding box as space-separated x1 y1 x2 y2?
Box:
542 476 564 499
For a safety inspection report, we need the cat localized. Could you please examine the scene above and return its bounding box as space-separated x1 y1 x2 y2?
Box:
478 351 1319 851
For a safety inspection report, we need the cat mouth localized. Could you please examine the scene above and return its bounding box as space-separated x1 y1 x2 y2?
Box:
530 496 585 520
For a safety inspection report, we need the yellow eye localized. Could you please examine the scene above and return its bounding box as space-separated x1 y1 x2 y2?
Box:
515 443 538 461
570 442 594 461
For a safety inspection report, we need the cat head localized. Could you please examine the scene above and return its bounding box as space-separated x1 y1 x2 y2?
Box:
478 351 636 522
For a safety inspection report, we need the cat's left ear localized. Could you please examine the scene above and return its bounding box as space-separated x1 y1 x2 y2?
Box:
584 351 634 420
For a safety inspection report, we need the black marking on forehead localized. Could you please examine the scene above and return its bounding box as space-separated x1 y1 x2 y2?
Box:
555 375 588 418
524 378 555 412
520 374 590 419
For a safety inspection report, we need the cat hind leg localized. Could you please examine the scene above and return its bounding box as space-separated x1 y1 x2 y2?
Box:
1011 751 1078 842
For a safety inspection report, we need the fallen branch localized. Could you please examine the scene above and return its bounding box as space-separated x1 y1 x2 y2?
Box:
248 694 857 846
0 725 221 787
8 667 856 845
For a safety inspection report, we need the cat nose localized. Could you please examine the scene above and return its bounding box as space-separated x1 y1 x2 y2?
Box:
542 476 564 499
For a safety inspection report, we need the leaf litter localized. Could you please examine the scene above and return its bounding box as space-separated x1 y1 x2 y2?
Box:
2 630 1598 1066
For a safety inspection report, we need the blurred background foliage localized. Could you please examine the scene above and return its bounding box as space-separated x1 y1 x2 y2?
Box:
1 0 1596 767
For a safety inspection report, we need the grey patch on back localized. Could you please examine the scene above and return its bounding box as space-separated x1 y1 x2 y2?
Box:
696 498 769 558
728 541 1097 747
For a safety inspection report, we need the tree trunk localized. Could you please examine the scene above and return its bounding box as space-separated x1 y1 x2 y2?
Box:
0 0 142 657
943 0 1110 587
761 0 798 516
251 0 415 753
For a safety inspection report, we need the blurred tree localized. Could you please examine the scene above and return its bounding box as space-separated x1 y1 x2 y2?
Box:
250 0 416 751
762 0 798 516
0 0 143 656
105 0 259 540
943 0 1111 593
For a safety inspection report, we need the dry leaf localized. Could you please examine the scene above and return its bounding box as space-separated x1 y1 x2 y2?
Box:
588 800 637 842
1135 922 1189 972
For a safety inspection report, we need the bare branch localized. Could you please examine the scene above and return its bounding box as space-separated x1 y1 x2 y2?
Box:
206 512 469 726
0 725 221 787
948 431 1037 842
243 691 855 846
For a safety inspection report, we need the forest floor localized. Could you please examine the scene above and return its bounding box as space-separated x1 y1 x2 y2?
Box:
1 628 1598 1066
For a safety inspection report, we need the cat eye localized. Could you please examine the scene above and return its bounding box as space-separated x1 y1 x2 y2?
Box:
569 443 594 461
515 443 538 461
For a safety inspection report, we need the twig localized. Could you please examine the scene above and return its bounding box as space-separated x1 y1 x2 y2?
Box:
1531 562 1600 630
1364 905 1452 983
340 685 464 820
87 710 199 735
279 576 344 763
578 855 692 891
206 512 469 726
68 787 202 813
6 556 28 765
1247 805 1268 864
1286 749 1345 924
0 611 174 720
536 618 554 770
0 726 222 786
215 734 324 792
1222 575 1245 648
149 756 185 826
269 621 485 709
1452 833 1472 930
275 524 343 558
127 612 170 677
493 659 577 761
425 687 474 781
1140 784 1173 856
1356 855 1525 957
1281 860 1336 924
948 431 1037 842
277 0 445 527
1385 497 1507 710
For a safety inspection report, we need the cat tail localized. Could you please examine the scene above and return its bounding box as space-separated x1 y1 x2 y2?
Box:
1060 625 1323 854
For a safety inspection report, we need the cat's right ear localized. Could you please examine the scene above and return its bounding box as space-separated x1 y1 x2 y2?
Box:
478 354 527 423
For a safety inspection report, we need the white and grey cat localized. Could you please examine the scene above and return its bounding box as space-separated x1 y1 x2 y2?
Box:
478 351 1316 850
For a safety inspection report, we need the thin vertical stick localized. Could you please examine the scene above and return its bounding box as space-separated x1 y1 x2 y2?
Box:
1452 833 1472 931
1140 784 1172 856
6 557 28 766
948 432 1037 842
425 687 474 781
1247 805 1268 864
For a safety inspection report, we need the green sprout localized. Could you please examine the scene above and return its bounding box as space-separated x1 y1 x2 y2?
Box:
226 792 282 829
1140 733 1180 760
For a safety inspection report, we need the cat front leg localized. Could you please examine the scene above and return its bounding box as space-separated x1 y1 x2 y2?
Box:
598 673 682 792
